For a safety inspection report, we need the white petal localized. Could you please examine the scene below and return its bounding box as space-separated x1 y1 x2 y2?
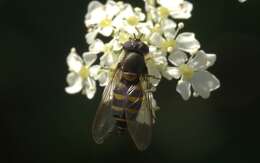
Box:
83 52 97 66
162 19 177 32
150 33 164 46
105 0 121 18
98 71 110 87
149 46 157 53
85 30 98 44
158 0 182 9
170 1 193 19
149 6 160 22
205 53 216 68
176 32 200 54
168 50 187 66
188 51 208 71
163 66 181 80
162 19 177 39
135 7 146 21
99 26 113 37
113 42 122 51
111 14 124 28
66 72 78 85
87 1 103 14
89 39 104 53
191 71 220 99
176 79 191 100
89 65 101 79
85 7 106 26
123 25 138 35
146 61 161 86
110 38 122 51
100 53 114 67
65 76 83 94
119 4 135 18
138 21 153 36
85 77 96 99
153 55 168 66
67 48 83 72
189 50 217 69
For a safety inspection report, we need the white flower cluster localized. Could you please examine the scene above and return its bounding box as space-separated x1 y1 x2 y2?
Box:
65 0 220 105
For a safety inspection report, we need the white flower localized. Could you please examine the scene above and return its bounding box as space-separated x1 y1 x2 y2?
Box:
89 63 118 87
174 32 201 54
143 0 159 22
168 50 220 100
139 19 177 40
87 38 122 67
145 44 188 86
65 48 97 99
85 0 122 43
98 39 123 67
112 4 146 35
91 42 125 87
86 37 126 87
98 47 125 87
150 28 200 55
145 46 168 86
66 0 221 106
157 0 193 19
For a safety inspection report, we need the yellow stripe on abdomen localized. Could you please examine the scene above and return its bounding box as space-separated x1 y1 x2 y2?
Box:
114 93 142 103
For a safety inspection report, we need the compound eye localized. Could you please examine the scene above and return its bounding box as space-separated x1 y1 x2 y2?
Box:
123 41 131 50
139 43 149 54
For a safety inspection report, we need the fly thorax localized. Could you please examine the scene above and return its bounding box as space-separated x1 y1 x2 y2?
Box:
122 52 146 75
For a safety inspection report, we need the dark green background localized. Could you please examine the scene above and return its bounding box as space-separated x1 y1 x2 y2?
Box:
1 0 259 162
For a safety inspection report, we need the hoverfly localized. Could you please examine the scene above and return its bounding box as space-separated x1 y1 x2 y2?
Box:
92 35 155 151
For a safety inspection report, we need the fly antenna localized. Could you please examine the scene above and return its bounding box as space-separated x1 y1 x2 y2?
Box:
139 33 144 40
133 33 137 39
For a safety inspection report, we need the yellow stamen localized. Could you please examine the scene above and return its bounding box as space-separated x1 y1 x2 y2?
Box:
179 64 194 80
113 93 142 103
99 18 112 28
79 66 89 79
147 0 155 5
158 7 170 18
127 16 139 26
119 32 129 43
160 39 176 52
151 24 161 33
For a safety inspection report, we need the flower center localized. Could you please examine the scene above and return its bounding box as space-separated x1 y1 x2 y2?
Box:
127 16 139 26
119 32 129 43
151 24 161 33
99 18 112 28
158 7 170 18
160 39 176 52
79 66 89 79
147 0 155 5
179 64 194 80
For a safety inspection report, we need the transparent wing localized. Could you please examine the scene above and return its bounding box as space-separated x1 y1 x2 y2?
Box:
125 75 154 151
92 68 122 144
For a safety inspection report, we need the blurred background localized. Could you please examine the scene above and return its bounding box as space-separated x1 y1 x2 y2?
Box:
1 0 259 162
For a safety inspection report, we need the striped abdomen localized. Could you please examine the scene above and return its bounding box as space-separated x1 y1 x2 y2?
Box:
111 73 143 134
